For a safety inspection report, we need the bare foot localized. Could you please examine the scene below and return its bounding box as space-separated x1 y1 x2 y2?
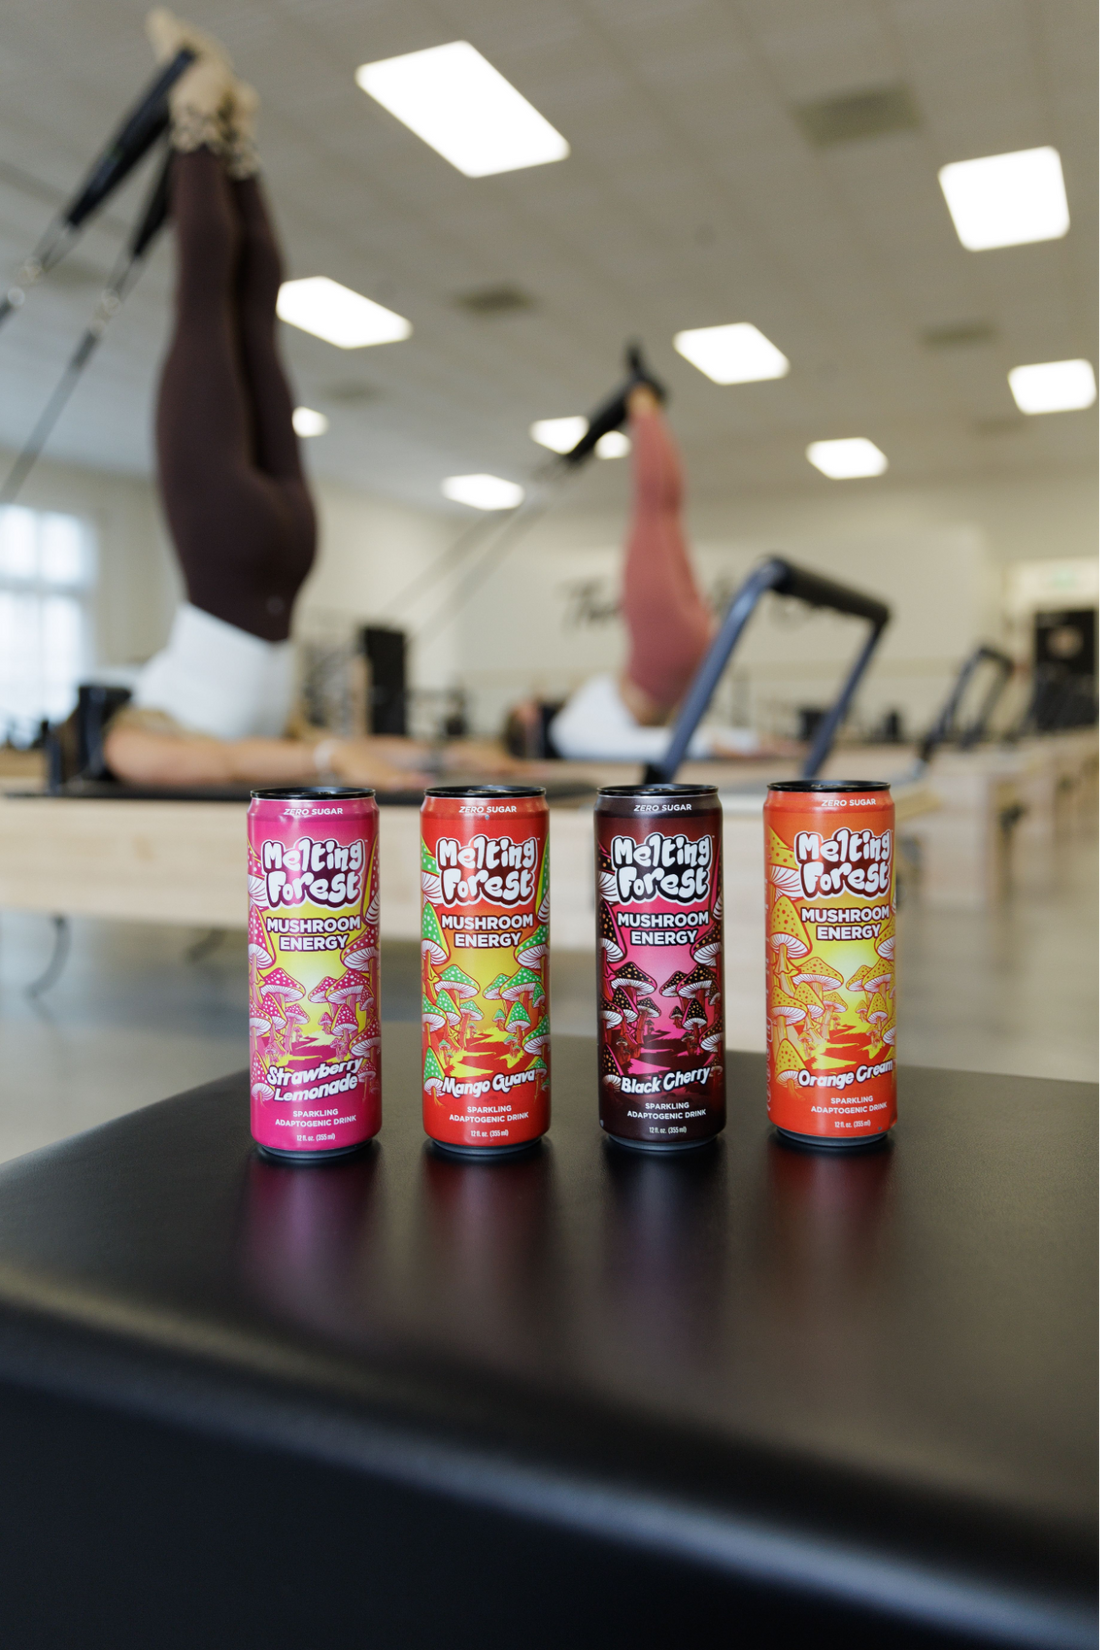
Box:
618 673 668 728
627 384 660 419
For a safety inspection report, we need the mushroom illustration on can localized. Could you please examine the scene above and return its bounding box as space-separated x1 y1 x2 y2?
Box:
594 784 725 1151
420 786 550 1157
247 787 381 1162
764 781 896 1148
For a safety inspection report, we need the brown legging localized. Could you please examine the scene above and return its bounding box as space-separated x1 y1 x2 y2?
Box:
155 148 316 643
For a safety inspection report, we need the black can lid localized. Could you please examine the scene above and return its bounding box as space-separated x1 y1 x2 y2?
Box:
424 785 546 799
767 780 891 794
251 786 376 800
598 783 719 798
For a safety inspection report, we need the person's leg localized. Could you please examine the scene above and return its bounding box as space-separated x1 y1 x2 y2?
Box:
155 147 313 641
619 389 713 721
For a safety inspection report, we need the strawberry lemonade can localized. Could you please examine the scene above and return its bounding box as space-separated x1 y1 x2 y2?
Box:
421 785 550 1158
765 781 896 1149
596 784 726 1151
248 787 381 1162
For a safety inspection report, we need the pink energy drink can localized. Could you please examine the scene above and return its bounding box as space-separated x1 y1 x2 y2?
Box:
248 787 381 1162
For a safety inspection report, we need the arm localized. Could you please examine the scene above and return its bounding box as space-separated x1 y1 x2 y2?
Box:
104 725 435 790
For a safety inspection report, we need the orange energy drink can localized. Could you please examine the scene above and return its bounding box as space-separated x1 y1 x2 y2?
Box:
420 785 550 1158
764 781 896 1149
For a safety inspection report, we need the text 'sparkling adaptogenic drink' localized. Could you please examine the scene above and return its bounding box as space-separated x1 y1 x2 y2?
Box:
420 786 550 1157
248 787 381 1162
764 780 896 1148
596 784 726 1150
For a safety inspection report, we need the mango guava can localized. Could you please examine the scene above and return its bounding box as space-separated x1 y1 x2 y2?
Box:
420 786 550 1157
596 784 725 1150
248 787 381 1161
764 780 896 1148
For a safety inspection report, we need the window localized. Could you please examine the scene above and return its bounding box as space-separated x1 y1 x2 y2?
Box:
0 506 96 742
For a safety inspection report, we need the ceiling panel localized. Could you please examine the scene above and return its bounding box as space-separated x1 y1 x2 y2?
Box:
0 0 1092 513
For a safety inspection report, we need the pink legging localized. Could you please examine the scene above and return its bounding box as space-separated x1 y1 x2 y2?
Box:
621 403 714 713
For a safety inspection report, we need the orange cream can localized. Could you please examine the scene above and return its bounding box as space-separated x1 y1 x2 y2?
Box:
764 781 896 1148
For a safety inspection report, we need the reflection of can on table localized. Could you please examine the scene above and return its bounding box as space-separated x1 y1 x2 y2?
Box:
420 785 550 1158
765 780 896 1149
247 787 381 1162
596 784 726 1151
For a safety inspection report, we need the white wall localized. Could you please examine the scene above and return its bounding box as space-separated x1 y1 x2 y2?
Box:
0 448 179 671
294 478 458 691
447 465 1095 738
4 445 1093 745
0 451 457 709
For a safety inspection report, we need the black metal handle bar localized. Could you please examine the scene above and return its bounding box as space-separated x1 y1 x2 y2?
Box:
642 555 891 785
917 645 1015 765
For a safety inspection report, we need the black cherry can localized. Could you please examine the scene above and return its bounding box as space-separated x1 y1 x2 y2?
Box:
596 784 725 1150
764 780 896 1148
247 786 381 1162
420 785 550 1157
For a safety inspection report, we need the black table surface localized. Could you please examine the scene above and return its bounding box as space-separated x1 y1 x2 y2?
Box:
0 1029 1093 1646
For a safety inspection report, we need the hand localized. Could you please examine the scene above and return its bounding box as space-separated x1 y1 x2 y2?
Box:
330 738 433 791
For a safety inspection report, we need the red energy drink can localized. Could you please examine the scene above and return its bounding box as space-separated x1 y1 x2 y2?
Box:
764 781 896 1148
420 785 550 1158
596 784 725 1150
248 787 381 1162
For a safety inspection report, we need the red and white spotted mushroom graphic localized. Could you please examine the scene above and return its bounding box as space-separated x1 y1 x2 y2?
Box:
342 925 378 971
282 1002 310 1051
329 1001 359 1054
259 967 304 1009
309 975 340 1006
350 1026 380 1068
328 969 368 1006
249 1009 272 1040
250 1048 274 1103
247 845 269 908
248 906 274 967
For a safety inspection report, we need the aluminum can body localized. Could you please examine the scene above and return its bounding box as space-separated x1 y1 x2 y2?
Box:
247 787 381 1160
596 785 725 1150
764 781 896 1147
420 786 550 1155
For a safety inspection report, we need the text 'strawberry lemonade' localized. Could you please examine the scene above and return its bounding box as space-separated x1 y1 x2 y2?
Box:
420 786 550 1158
596 784 726 1150
764 780 896 1148
248 787 381 1162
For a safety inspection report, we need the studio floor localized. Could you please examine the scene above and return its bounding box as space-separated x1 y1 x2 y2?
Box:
0 813 1094 1165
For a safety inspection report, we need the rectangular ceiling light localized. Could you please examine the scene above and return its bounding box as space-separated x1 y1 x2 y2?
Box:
356 42 569 178
806 438 888 479
442 474 525 510
1008 359 1096 415
938 147 1069 251
530 416 588 453
277 277 411 349
673 323 789 385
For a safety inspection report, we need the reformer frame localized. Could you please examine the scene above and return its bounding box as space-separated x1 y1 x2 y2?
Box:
916 645 1015 766
642 556 891 786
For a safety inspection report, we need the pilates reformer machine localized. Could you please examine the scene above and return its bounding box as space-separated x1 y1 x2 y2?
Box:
0 49 195 502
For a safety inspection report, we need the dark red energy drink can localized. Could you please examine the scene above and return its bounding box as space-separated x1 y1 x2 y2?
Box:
596 784 725 1150
421 785 550 1158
